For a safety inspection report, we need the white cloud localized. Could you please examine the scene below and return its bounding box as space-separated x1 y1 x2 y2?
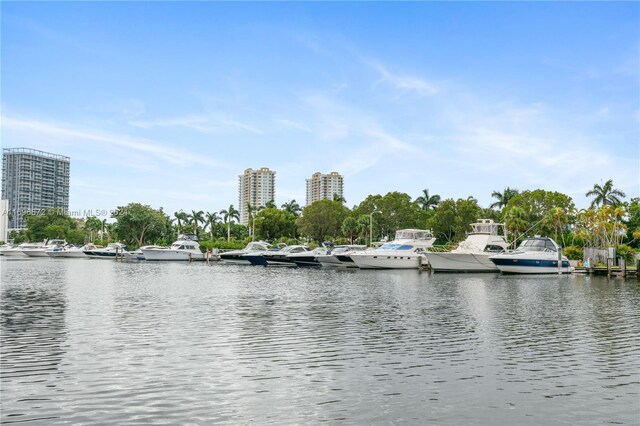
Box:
368 61 439 97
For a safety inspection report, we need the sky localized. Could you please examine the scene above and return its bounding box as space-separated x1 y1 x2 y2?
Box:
2 2 639 218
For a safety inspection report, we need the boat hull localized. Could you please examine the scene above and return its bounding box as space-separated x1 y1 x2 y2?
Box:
141 249 203 261
425 252 499 272
22 250 50 257
490 258 571 274
350 253 424 269
220 254 251 265
46 250 87 258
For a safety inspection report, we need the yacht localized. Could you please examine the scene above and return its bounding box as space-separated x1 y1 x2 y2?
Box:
3 242 50 257
287 246 327 267
424 219 510 272
0 243 14 255
83 242 129 259
316 245 367 267
245 245 309 267
22 239 67 257
220 241 271 265
46 244 90 258
489 236 571 274
350 229 436 269
141 235 203 261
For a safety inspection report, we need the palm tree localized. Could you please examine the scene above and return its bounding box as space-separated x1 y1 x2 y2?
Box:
490 187 519 210
187 210 205 238
504 206 528 246
204 212 220 241
281 199 302 216
220 204 240 241
100 218 109 239
174 211 189 232
586 179 626 208
332 193 346 204
264 200 277 209
415 189 441 210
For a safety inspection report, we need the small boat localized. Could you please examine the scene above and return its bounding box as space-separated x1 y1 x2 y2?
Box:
287 246 327 267
424 219 510 272
22 239 67 257
141 235 203 261
316 245 367 268
220 241 271 265
3 242 44 257
83 242 130 259
0 243 14 255
46 244 90 258
262 245 310 267
489 236 571 274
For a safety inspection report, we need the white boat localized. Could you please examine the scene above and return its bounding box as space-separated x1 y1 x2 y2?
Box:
264 245 310 266
350 229 436 269
3 242 46 257
83 242 130 259
22 239 67 257
0 243 14 255
424 219 510 272
287 246 329 267
220 241 271 265
489 236 571 274
316 245 367 268
46 244 90 258
141 235 203 261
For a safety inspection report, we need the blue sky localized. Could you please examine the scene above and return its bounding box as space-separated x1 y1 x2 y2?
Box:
2 2 639 217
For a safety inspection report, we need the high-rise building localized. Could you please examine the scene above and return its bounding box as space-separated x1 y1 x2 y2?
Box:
306 171 344 206
238 167 276 225
2 148 70 230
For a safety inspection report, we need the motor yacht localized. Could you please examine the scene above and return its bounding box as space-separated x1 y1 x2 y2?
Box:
424 219 510 272
3 242 45 257
489 236 571 274
141 235 203 261
287 246 327 267
316 245 367 267
350 229 436 269
46 244 90 258
22 239 67 257
220 241 271 265
83 242 129 259
263 245 310 266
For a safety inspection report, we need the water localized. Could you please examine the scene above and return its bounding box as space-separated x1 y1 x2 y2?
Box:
1 258 639 425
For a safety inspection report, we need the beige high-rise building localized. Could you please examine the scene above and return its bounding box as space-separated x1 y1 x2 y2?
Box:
238 167 276 225
306 171 344 206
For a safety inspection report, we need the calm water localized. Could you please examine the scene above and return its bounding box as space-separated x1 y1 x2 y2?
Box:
1 258 639 425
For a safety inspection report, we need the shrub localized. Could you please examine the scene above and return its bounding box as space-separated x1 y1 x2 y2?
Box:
616 244 638 263
563 245 583 260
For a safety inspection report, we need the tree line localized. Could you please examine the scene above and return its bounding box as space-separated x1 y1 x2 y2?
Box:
8 180 639 259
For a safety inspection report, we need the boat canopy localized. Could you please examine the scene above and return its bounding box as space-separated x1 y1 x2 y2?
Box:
470 219 505 235
517 237 559 252
394 229 433 240
379 243 415 251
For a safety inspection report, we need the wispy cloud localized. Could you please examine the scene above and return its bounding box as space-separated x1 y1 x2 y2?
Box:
129 112 261 134
2 115 233 169
368 61 439 97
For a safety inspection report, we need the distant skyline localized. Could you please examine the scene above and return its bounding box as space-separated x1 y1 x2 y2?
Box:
2 2 638 217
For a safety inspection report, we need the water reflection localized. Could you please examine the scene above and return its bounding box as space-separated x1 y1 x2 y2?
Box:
0 259 638 425
1 264 68 424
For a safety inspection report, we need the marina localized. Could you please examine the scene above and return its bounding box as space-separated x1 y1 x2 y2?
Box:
1 258 638 425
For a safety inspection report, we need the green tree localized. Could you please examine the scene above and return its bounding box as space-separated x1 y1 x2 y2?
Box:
112 203 169 247
333 193 347 204
84 216 102 242
297 200 349 243
220 204 240 241
188 210 205 238
586 179 626 208
415 189 441 211
174 211 189 233
281 199 302 217
504 206 528 246
264 200 277 209
255 208 297 240
504 189 575 237
428 199 457 242
490 187 519 210
204 212 220 241
341 216 359 244
25 209 80 243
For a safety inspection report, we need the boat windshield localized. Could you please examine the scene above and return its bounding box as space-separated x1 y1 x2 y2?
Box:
379 243 414 251
518 238 557 252
395 230 433 240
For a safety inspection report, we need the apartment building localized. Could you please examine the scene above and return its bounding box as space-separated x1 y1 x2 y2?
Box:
2 148 70 230
306 171 343 206
238 167 276 225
